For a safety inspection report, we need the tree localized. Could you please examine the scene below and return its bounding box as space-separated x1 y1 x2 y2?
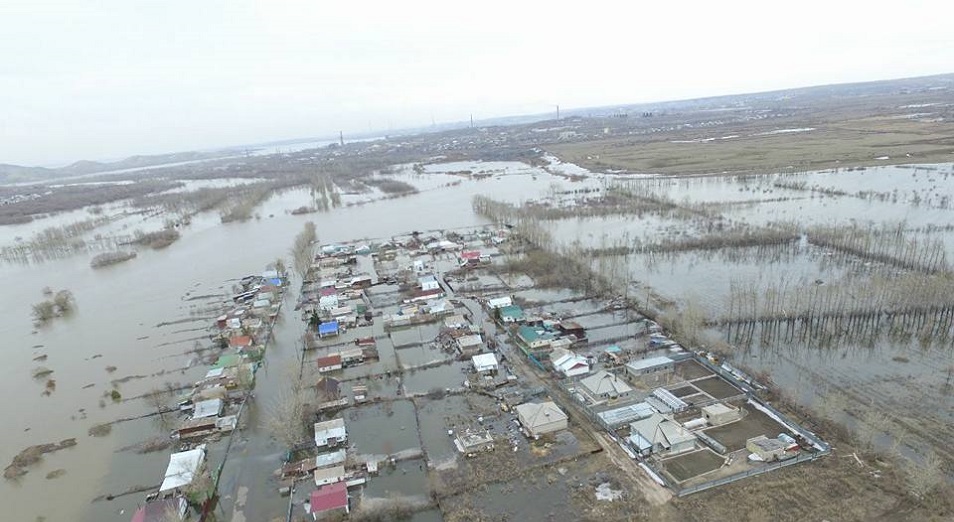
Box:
290 221 317 279
32 301 56 323
264 383 307 448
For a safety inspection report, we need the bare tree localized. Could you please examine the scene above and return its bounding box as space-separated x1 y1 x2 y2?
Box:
264 380 307 448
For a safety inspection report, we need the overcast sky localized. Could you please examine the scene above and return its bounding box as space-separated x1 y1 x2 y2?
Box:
1 1 951 166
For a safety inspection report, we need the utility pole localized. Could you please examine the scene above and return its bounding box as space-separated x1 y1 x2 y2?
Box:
339 131 344 147
556 104 560 120
470 114 474 128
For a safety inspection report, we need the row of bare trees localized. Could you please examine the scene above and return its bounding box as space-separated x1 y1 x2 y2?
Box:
290 221 317 279
808 222 949 273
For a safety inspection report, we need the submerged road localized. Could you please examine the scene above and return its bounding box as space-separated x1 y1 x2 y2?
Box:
214 281 307 522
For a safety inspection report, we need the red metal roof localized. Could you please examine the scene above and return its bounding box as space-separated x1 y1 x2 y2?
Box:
316 354 342 367
229 335 252 347
311 482 348 512
320 287 337 296
461 250 480 259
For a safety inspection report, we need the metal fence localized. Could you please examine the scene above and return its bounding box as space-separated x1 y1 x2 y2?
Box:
676 451 823 497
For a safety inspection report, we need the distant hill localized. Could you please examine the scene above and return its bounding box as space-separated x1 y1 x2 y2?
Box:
0 163 56 184
0 150 235 185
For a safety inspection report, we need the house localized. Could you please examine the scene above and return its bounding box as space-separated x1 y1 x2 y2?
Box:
516 401 568 438
458 250 481 267
159 445 206 494
309 482 349 519
629 414 696 455
338 347 365 366
517 325 556 351
552 351 590 378
319 289 339 311
454 430 495 453
579 370 633 402
456 334 484 356
315 449 347 469
702 403 741 426
316 354 343 373
418 274 440 291
625 356 674 378
747 435 788 462
444 314 468 329
229 335 253 350
350 275 373 289
318 320 340 338
556 321 586 340
486 296 513 310
497 304 525 323
191 398 223 419
130 497 187 522
316 377 341 398
313 465 346 486
314 418 347 448
471 353 499 374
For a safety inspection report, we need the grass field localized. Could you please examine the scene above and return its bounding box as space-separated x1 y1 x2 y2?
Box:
546 90 954 176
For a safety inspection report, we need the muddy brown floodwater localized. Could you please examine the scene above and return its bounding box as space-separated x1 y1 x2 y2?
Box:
0 161 581 521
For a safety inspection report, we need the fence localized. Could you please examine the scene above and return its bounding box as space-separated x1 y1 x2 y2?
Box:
676 451 824 497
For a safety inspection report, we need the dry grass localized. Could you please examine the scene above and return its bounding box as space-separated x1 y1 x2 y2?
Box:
547 111 954 176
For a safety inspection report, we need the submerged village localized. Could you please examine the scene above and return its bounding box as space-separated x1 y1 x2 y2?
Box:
126 223 829 521
5 77 954 522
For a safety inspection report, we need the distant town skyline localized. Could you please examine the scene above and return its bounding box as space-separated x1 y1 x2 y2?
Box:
1 0 952 166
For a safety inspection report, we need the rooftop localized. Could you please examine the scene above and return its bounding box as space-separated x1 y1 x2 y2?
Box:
580 370 633 397
310 482 348 513
515 401 567 428
626 355 674 372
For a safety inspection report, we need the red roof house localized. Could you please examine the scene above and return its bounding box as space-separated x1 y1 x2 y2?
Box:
229 335 253 348
310 482 349 518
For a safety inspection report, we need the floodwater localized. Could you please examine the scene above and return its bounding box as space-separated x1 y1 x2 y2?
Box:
0 159 581 521
4 157 954 520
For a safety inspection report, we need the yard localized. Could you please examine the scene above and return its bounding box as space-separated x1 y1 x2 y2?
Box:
659 449 725 483
691 375 743 400
703 405 786 451
673 360 713 381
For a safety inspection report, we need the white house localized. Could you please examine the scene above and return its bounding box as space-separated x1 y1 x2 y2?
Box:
552 351 590 378
159 445 206 494
313 465 346 486
471 353 499 374
579 370 633 402
629 413 696 455
319 294 340 311
314 418 347 448
625 356 674 379
516 401 568 438
419 274 440 291
456 334 483 355
486 296 513 310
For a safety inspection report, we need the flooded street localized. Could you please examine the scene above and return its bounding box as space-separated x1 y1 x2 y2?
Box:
0 161 583 521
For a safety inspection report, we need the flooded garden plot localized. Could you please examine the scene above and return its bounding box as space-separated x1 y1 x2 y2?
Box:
345 400 421 456
402 362 470 395
439 450 642 522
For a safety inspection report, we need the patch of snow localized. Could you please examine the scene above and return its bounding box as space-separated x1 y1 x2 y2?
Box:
595 482 624 502
754 128 815 136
